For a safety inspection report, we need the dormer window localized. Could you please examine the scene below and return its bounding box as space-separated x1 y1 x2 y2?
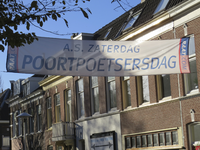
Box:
104 28 112 40
154 0 169 14
115 11 141 39
123 12 141 31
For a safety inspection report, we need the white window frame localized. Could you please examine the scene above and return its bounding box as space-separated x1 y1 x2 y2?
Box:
90 77 99 115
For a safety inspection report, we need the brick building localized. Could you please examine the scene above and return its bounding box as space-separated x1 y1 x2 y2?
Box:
6 0 200 150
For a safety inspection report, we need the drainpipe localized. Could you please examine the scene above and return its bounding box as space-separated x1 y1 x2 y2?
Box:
174 20 185 147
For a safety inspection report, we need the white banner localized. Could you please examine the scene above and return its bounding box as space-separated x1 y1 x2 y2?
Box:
6 37 191 76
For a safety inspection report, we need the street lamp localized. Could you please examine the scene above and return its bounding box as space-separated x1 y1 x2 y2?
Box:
16 112 32 150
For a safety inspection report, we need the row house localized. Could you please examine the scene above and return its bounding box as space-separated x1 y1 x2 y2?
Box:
6 0 200 150
0 89 11 150
89 0 200 150
6 75 44 150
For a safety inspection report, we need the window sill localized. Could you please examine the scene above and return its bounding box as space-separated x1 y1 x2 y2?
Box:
108 107 117 113
159 96 172 103
186 89 199 96
139 102 150 107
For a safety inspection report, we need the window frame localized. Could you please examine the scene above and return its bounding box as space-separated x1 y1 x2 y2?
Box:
156 74 171 100
104 28 112 40
65 89 72 122
183 35 198 95
125 130 179 149
106 77 117 111
76 78 85 119
153 0 170 15
54 93 61 123
122 76 131 109
90 77 99 115
123 12 141 31
46 97 52 128
36 105 42 132
28 107 34 133
137 76 150 105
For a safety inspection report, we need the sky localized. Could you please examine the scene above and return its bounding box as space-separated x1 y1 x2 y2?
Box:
0 0 141 90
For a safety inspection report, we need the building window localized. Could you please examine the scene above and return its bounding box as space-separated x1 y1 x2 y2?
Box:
36 105 42 131
184 35 198 94
47 145 53 150
28 108 34 133
65 89 72 122
23 82 30 97
122 77 131 109
90 77 99 114
106 77 117 111
156 74 171 100
104 28 112 40
55 93 61 122
76 79 85 119
47 97 52 128
123 12 141 31
125 130 178 149
23 110 28 134
12 111 16 137
154 0 169 14
188 123 200 150
137 76 150 105
18 109 22 136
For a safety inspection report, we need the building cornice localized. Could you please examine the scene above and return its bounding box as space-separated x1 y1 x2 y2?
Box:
39 76 73 91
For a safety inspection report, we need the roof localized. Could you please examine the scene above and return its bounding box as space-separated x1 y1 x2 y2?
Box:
93 0 187 40
0 89 11 109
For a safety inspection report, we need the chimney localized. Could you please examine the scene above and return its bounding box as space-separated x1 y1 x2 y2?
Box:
141 0 145 3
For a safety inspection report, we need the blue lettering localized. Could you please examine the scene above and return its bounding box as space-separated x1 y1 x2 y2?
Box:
94 45 100 52
76 58 85 71
124 58 132 71
114 45 119 53
127 46 133 53
107 58 115 71
121 45 126 53
33 56 44 70
22 55 32 69
158 56 167 69
88 44 94 52
102 45 107 52
151 58 159 69
98 58 105 71
134 45 140 53
142 58 149 70
132 58 140 70
107 45 112 53
115 58 123 71
45 57 56 70
86 58 96 71
74 44 80 52
68 57 77 71
63 44 70 51
57 57 67 70
168 56 176 68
